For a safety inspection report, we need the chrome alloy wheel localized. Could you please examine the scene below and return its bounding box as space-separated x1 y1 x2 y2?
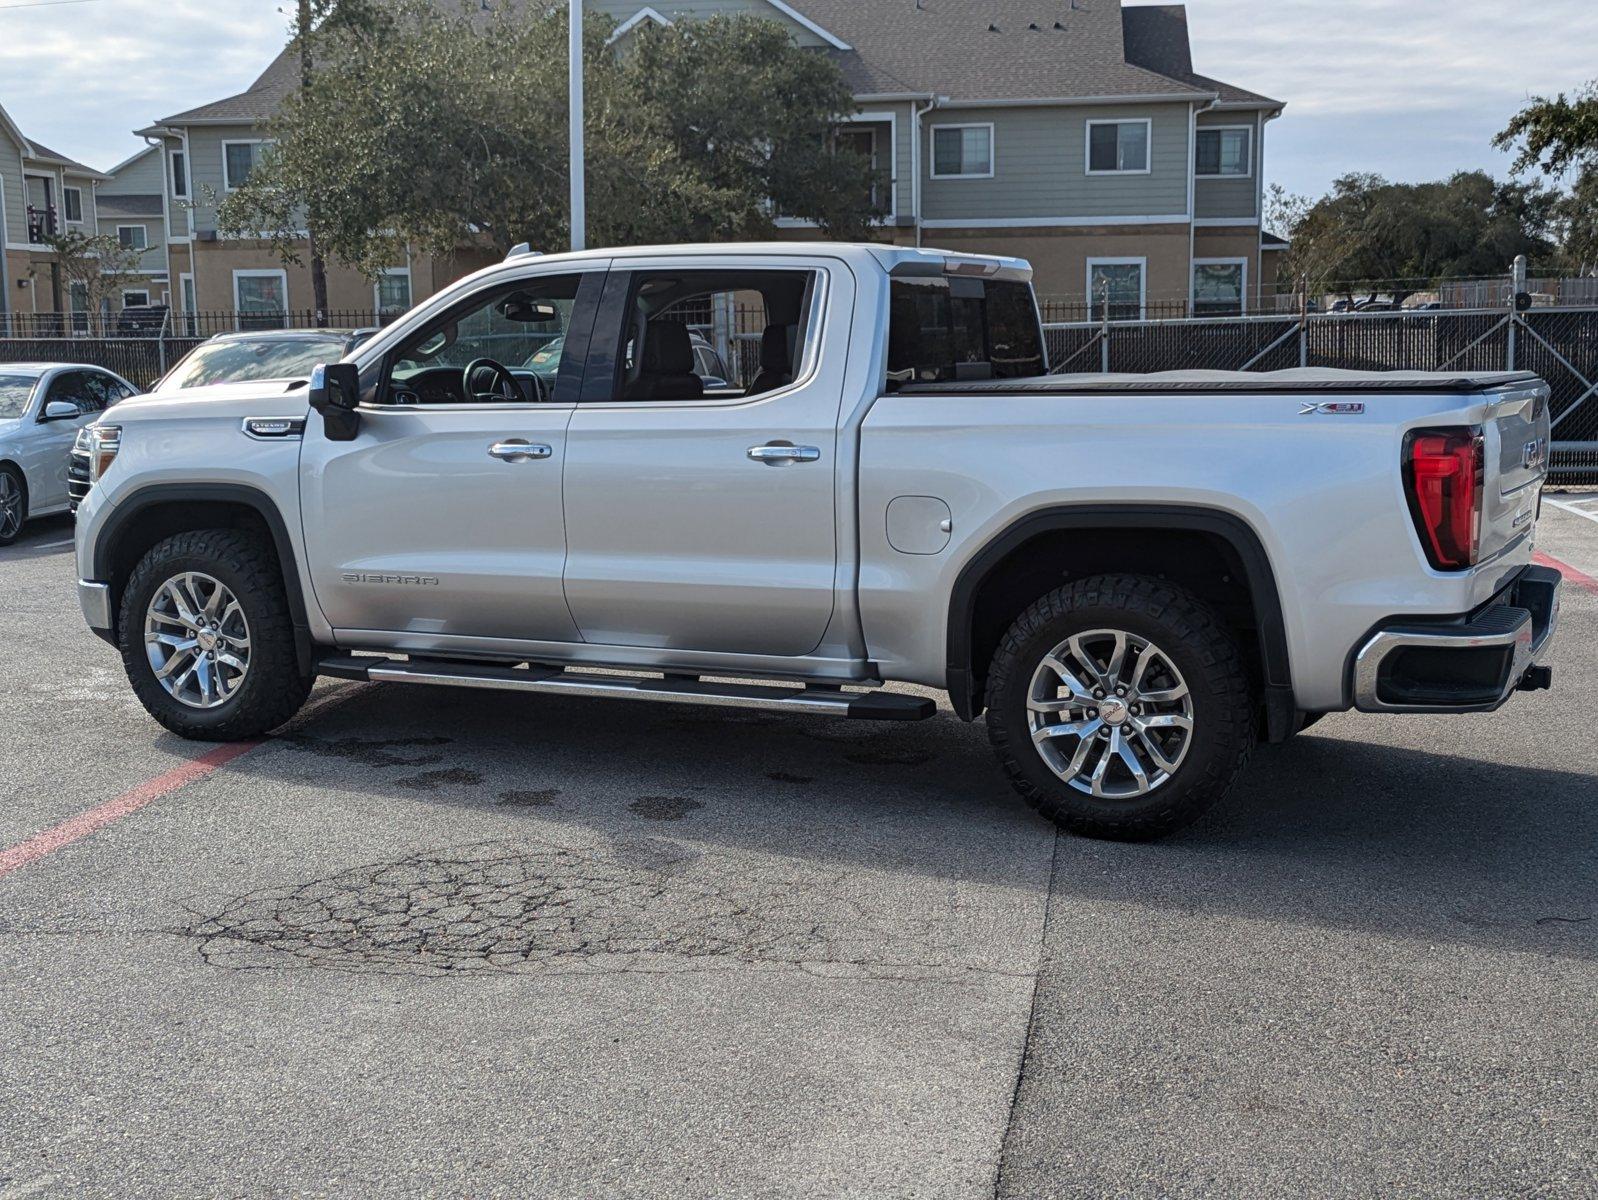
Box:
1026 628 1195 799
143 571 251 709
0 472 22 540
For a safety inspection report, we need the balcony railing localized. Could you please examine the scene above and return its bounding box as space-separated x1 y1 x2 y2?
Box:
26 204 58 244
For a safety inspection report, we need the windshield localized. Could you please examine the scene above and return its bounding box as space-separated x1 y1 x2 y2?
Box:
158 338 347 391
0 376 36 419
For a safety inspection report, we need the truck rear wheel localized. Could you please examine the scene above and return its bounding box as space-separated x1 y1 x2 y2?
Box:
985 574 1254 841
118 529 313 741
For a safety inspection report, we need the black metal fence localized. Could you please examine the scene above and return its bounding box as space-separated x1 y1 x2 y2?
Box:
1045 306 1598 477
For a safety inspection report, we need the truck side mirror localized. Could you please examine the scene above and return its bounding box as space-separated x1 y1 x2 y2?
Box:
309 362 361 442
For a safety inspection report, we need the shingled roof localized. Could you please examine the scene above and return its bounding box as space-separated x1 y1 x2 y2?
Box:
155 1 1279 127
1121 4 1280 107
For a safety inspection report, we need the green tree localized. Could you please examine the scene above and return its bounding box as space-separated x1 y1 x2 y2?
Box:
36 229 146 331
218 3 878 276
1270 172 1559 303
1496 82 1598 273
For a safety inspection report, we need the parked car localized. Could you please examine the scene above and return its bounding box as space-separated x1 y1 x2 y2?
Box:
115 305 171 336
153 328 376 393
72 243 1559 841
0 364 137 544
525 330 730 390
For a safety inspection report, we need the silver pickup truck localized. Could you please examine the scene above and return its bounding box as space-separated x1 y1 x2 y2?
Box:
72 243 1560 840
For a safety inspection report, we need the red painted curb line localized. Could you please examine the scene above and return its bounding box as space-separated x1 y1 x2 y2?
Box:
0 741 261 881
1535 550 1598 595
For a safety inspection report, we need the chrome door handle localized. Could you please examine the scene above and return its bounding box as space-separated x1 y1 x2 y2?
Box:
747 443 821 465
488 440 552 462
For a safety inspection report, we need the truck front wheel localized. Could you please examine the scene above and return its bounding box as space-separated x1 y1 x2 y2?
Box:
985 574 1254 841
118 529 313 741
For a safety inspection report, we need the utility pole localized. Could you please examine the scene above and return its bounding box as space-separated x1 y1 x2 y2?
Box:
569 0 586 252
299 0 329 324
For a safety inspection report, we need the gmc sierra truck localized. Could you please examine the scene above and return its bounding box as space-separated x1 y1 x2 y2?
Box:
72 243 1560 840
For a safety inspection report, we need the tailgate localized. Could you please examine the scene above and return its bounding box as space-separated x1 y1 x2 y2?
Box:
1481 380 1551 563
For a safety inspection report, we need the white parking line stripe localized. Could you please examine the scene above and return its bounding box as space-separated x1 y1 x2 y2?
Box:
34 538 75 549
1545 498 1598 526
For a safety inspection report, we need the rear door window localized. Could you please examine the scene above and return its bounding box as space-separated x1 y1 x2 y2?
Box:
886 277 1045 388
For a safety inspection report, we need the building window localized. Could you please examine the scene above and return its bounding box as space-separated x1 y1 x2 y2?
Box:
375 268 412 319
117 224 148 251
1087 120 1151 174
222 141 268 190
233 269 288 329
931 124 994 179
1195 127 1251 178
171 150 188 197
1193 259 1247 316
122 289 151 309
1087 258 1146 321
63 186 83 223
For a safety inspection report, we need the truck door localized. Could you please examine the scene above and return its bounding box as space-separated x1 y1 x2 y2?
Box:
299 267 604 644
561 257 850 657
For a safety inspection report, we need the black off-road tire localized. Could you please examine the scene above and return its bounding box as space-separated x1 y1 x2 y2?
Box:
0 464 26 546
986 574 1254 841
118 529 313 740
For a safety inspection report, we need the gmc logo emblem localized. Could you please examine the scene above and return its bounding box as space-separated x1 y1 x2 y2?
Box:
1523 439 1548 471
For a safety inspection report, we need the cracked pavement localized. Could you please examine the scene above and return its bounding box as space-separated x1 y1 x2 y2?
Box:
1 505 1595 1198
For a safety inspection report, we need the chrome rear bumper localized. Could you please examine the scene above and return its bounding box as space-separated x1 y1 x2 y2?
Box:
1352 565 1560 713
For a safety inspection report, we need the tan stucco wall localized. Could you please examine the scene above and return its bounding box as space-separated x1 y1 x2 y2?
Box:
185 239 488 316
1192 227 1265 310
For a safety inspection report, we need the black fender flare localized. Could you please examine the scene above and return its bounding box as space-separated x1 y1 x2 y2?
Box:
92 482 315 675
945 504 1295 739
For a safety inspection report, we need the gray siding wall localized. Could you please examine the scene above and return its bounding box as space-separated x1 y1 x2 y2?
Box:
96 217 165 273
0 134 25 246
101 146 163 197
183 124 259 235
588 0 828 45
1193 112 1259 221
921 103 1192 222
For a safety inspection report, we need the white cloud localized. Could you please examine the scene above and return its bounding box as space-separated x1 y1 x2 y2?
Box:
0 0 291 169
1173 0 1598 195
0 0 1593 193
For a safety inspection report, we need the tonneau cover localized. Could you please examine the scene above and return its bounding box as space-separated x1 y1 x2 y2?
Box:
900 368 1544 396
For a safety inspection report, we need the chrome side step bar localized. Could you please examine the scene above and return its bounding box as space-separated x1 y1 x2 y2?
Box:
316 655 936 721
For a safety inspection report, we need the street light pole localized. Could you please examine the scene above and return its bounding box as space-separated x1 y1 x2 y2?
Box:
569 0 586 252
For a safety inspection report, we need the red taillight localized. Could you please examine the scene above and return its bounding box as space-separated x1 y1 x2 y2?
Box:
1403 428 1483 570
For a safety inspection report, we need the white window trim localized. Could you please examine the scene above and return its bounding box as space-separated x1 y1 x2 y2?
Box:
1086 256 1148 319
170 148 189 198
116 224 148 251
1085 118 1153 176
374 266 412 313
232 267 289 327
1194 125 1253 179
839 109 897 223
221 139 269 191
62 185 84 224
121 288 151 308
928 122 995 180
606 6 673 44
1191 256 1250 311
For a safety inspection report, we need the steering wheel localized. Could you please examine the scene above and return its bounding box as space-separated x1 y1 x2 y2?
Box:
463 357 521 402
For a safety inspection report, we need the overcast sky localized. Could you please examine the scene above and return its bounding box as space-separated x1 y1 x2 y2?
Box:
0 0 1594 196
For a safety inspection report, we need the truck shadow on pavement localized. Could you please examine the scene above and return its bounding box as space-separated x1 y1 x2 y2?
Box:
201 684 1596 971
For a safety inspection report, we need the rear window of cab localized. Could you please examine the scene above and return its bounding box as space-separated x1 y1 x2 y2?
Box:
886 277 1046 389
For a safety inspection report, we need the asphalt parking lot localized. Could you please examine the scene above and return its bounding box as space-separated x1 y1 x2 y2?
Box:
1 502 1595 1199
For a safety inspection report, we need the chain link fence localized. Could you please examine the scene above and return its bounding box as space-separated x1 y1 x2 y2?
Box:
1044 306 1598 478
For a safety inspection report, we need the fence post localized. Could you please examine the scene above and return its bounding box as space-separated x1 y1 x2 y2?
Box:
1298 276 1310 368
1508 255 1527 371
157 306 171 376
1098 280 1111 374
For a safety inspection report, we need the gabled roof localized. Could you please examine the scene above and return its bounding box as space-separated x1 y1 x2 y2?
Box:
158 41 301 124
1121 5 1281 108
0 99 106 177
153 0 1280 128
796 0 1214 102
